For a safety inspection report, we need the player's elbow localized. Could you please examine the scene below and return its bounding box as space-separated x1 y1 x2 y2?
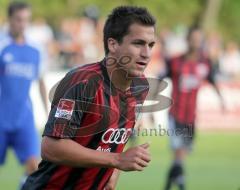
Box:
41 136 63 163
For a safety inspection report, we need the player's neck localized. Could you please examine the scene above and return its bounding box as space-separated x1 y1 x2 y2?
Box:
9 31 25 44
105 57 132 92
186 49 200 61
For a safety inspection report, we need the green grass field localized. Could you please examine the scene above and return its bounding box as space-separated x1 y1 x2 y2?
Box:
1 131 240 190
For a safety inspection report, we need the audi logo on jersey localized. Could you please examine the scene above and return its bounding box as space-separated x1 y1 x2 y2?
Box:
101 128 133 144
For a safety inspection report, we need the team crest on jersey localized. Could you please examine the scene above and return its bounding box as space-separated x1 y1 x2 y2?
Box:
3 52 14 63
55 99 75 120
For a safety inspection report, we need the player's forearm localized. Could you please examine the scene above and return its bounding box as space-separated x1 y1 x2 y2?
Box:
213 84 225 106
41 136 119 168
39 78 48 114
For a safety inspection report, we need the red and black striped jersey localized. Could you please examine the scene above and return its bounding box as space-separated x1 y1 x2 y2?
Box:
22 59 149 190
165 54 214 124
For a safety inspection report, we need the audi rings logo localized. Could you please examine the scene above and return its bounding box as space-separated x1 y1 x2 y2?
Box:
101 128 132 144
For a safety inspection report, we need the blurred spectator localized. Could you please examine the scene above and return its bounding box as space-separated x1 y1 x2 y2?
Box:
160 25 188 59
55 6 100 69
56 16 100 68
78 17 99 64
219 41 240 79
56 18 83 68
26 18 57 70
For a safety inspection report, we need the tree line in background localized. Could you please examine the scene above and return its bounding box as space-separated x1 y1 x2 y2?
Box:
0 0 239 42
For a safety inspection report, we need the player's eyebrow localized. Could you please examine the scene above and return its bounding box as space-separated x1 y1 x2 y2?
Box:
132 39 147 45
132 39 155 46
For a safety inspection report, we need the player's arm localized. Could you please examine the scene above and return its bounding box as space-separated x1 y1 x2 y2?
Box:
37 45 49 116
39 77 49 115
207 62 225 111
41 136 151 171
103 138 151 189
210 82 225 112
41 136 118 168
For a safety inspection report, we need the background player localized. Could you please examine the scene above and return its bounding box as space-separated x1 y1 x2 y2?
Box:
158 27 225 190
0 1 48 188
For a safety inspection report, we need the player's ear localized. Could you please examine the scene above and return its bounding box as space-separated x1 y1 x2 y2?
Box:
107 38 118 53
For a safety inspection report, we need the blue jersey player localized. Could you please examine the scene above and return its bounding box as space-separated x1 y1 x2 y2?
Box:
0 2 48 188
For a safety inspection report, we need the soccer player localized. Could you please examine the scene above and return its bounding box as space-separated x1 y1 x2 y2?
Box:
22 6 156 190
0 1 48 188
159 27 224 190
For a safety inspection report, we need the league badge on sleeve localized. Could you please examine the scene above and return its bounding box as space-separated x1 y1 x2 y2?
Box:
55 99 75 120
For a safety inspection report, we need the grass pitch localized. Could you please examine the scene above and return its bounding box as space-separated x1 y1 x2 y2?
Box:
1 131 240 190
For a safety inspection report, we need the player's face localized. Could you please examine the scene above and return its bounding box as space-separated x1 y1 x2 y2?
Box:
188 30 204 51
9 8 31 36
114 23 155 77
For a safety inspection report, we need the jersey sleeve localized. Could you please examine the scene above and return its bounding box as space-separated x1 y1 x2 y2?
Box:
43 71 97 139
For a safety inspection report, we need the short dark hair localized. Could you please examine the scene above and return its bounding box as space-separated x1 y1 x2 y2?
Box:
8 1 31 17
103 6 156 55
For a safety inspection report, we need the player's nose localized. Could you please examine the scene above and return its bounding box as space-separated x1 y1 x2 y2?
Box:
140 46 151 60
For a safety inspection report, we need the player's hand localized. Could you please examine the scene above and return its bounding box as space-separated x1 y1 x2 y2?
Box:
104 169 120 190
115 143 151 171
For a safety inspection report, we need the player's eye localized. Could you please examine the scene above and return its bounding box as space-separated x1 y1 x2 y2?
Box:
149 42 155 49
